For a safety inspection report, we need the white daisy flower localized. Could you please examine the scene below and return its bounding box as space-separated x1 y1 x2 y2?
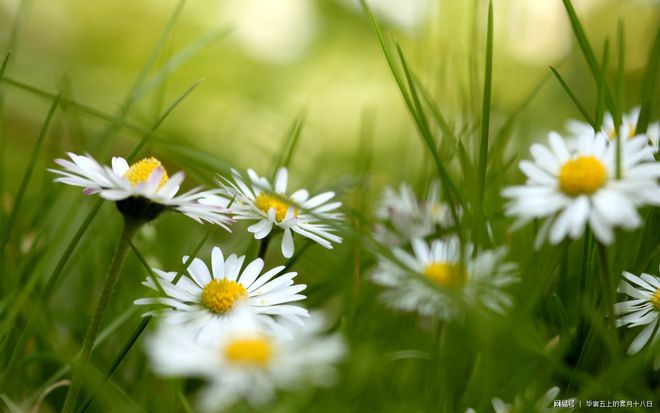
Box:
615 270 660 369
209 167 342 258
134 246 309 340
50 153 233 227
566 106 659 152
501 132 660 247
374 182 456 247
146 311 345 412
371 236 518 320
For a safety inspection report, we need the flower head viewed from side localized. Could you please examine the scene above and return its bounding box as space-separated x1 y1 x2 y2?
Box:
50 153 233 227
566 106 660 152
134 246 308 340
502 132 660 247
146 311 345 412
616 270 660 369
371 236 518 320
211 167 342 258
374 182 456 247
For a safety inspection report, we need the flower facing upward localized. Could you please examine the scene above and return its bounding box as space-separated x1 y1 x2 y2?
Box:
207 167 342 258
134 246 308 340
616 270 660 369
501 132 660 247
50 153 233 226
146 312 345 412
566 106 660 152
371 236 518 320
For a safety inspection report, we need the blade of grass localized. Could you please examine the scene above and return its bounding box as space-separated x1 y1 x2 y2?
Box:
91 0 187 153
127 79 203 162
550 67 596 129
269 109 307 180
0 51 13 229
394 43 462 225
475 0 494 249
636 24 660 135
562 0 620 127
615 22 625 179
595 40 610 129
0 92 61 252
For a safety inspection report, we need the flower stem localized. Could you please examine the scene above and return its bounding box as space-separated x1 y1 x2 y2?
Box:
61 218 141 413
597 242 617 351
258 235 271 260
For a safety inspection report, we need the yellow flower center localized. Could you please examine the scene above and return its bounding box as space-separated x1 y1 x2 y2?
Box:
652 289 660 310
254 193 298 222
558 156 607 196
607 124 636 140
224 336 273 367
423 261 466 288
123 157 169 189
200 279 248 314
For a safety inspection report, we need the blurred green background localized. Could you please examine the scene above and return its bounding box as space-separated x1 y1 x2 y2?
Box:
1 0 659 412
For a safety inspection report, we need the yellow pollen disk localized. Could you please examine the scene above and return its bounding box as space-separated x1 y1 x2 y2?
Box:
652 289 660 310
224 337 273 367
558 156 607 196
423 261 466 288
201 279 248 314
254 193 298 222
124 157 169 189
607 125 636 140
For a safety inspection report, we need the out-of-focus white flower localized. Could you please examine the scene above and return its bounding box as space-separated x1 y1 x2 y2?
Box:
344 0 429 32
502 132 660 247
371 236 518 320
207 167 342 258
374 182 456 247
50 153 233 226
566 107 659 152
616 270 660 369
134 246 308 340
222 0 317 63
146 311 345 412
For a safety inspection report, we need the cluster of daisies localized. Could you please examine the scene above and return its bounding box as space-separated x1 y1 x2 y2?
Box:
51 155 345 411
369 107 660 410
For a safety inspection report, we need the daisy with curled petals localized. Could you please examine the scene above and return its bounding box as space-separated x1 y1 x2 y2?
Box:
209 167 342 258
501 132 660 247
146 311 345 412
567 106 659 152
615 270 660 369
134 246 308 340
50 153 232 226
371 236 518 320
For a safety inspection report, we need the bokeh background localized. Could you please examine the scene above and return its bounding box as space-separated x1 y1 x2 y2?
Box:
0 0 659 412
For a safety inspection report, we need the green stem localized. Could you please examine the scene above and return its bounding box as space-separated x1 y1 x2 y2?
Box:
258 235 272 260
597 242 617 351
61 218 141 413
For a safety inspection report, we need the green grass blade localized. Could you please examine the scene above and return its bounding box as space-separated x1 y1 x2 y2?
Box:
615 22 625 179
636 24 660 135
595 40 610 129
550 67 596 128
0 92 61 251
0 50 13 228
270 109 307 179
127 79 203 162
562 0 619 126
477 0 493 199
